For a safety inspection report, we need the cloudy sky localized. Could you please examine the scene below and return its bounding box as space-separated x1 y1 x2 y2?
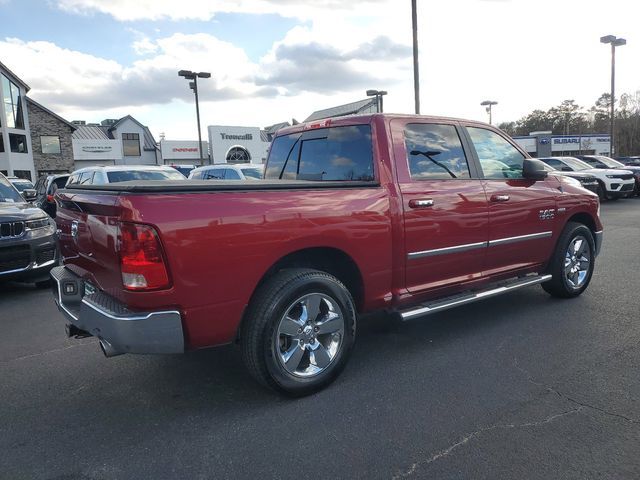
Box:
1 0 638 140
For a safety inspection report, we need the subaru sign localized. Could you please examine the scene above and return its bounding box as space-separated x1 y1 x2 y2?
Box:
553 138 580 144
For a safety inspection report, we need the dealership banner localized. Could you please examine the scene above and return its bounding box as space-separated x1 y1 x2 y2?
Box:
160 140 209 161
72 139 123 160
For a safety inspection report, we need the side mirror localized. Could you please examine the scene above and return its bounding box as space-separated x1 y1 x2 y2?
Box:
21 188 37 202
560 166 572 172
523 158 548 180
597 165 606 169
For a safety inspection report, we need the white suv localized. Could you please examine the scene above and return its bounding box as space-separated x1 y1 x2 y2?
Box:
538 156 635 200
67 165 186 186
188 164 264 181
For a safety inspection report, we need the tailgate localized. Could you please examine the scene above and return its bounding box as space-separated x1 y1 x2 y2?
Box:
56 189 123 297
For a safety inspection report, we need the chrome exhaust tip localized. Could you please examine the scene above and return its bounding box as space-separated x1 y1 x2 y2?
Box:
99 339 124 358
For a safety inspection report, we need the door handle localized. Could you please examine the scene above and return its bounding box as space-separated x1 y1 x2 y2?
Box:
409 198 434 208
490 194 510 202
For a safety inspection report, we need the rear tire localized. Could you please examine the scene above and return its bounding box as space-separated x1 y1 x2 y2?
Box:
542 222 595 298
240 268 356 396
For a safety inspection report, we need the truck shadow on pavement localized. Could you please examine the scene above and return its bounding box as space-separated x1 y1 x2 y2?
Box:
79 286 569 413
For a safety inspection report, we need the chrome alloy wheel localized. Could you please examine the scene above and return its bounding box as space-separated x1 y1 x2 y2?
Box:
564 235 591 289
275 293 345 378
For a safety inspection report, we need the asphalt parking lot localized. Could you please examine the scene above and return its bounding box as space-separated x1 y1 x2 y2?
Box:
2 199 639 480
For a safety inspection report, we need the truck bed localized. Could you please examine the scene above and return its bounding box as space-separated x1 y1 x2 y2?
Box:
64 179 379 193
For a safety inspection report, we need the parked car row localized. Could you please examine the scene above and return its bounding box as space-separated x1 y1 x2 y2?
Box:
0 172 58 287
536 155 638 200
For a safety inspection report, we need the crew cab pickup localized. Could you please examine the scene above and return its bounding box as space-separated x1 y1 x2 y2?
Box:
50 114 603 395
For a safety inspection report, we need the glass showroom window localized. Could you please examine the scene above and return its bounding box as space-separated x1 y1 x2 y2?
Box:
0 134 4 152
122 133 141 156
2 74 25 129
41 135 61 154
9 133 28 153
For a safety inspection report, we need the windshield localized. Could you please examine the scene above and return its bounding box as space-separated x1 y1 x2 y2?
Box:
107 169 186 182
0 175 25 203
594 156 625 168
11 180 34 192
559 157 591 171
241 168 264 179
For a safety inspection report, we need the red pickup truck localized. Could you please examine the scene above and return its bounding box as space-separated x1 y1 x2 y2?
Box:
51 114 603 395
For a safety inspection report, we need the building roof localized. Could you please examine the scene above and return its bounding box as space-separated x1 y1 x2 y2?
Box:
26 97 77 130
0 60 30 92
73 125 111 140
304 98 378 122
71 114 159 151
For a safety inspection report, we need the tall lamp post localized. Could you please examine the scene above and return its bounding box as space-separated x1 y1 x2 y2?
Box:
600 35 626 156
411 0 420 114
481 100 498 125
178 70 211 165
366 89 388 113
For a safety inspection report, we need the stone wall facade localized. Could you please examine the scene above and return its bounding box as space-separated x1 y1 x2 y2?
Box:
26 100 75 176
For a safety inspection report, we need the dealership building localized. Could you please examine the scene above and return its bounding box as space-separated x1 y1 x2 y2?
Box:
160 140 210 165
207 125 271 164
26 97 76 177
513 132 611 158
71 115 160 169
0 61 35 180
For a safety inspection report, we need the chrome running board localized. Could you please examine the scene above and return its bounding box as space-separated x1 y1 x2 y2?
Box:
400 274 552 321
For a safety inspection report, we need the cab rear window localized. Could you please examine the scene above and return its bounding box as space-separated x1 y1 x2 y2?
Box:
265 125 374 182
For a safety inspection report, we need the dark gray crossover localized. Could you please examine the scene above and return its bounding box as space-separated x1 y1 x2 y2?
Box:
0 173 58 286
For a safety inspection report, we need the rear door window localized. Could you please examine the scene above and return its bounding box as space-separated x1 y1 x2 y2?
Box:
404 124 470 180
266 125 374 181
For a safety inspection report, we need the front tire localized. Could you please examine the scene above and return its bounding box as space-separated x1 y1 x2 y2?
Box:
542 222 595 298
240 268 356 396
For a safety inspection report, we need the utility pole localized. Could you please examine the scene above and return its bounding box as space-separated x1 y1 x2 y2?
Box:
600 35 627 156
481 100 498 125
178 70 211 165
411 0 420 114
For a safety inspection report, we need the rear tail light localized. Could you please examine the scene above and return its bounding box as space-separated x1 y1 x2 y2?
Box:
47 194 55 203
118 222 171 291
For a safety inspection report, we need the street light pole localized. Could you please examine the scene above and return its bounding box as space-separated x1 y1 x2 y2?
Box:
178 70 211 165
411 0 420 114
366 89 388 113
480 100 498 125
600 35 626 156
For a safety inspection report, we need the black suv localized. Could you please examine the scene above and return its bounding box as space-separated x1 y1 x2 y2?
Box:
0 173 58 286
34 174 70 218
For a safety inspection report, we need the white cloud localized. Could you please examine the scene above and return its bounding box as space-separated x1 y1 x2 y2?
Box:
55 0 390 21
3 0 640 141
132 38 158 55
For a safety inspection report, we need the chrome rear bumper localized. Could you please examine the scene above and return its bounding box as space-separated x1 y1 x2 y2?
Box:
50 266 184 355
